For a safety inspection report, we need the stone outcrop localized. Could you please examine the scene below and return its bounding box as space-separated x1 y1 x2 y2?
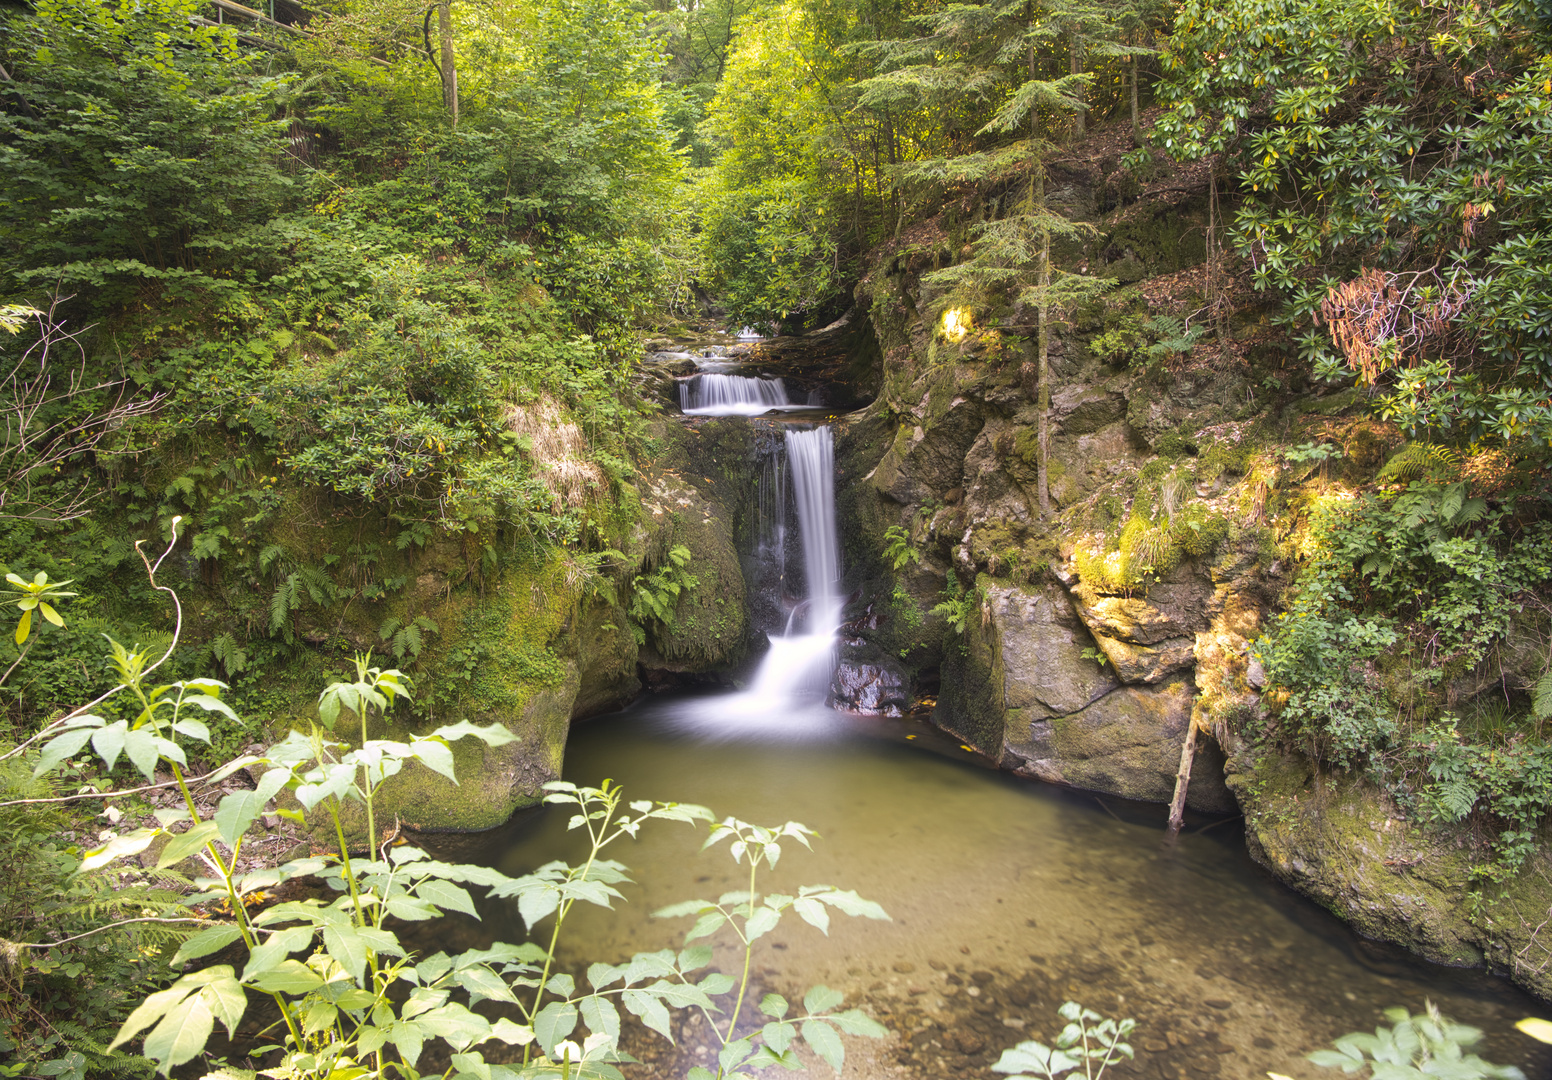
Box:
1229 750 1552 1000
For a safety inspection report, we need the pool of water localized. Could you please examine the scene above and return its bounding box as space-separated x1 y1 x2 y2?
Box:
420 694 1552 1080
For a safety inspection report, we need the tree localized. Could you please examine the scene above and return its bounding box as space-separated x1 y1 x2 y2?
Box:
1155 0 1552 453
856 0 1113 512
0 0 290 306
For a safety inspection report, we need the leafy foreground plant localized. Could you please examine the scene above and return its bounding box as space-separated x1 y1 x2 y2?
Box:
23 639 888 1078
992 1001 1135 1080
1282 1002 1524 1080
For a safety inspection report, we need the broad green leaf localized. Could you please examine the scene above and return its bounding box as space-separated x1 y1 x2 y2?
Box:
113 981 198 1049
34 727 96 776
171 926 243 967
417 879 478 918
793 897 829 935
124 727 163 781
677 945 713 973
90 721 130 771
763 1020 796 1053
242 925 314 980
200 975 246 1036
323 922 369 982
759 994 789 1020
81 828 159 872
622 990 673 1041
385 894 441 921
418 1004 493 1049
408 737 457 782
247 959 325 995
826 1009 888 1038
453 965 518 1005
428 720 518 747
488 1018 535 1046
389 1019 425 1067
534 1001 579 1054
699 973 735 996
803 985 844 1016
143 990 215 1071
801 1019 845 1074
517 884 561 929
302 999 339 1036
171 718 211 742
719 1036 754 1074
587 961 622 990
810 888 890 921
684 910 727 942
158 821 220 870
745 906 780 941
580 996 621 1045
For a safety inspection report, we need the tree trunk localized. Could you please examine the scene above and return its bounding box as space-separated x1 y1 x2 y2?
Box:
1166 719 1198 834
1070 34 1085 139
1036 166 1051 518
437 2 458 128
1130 57 1144 149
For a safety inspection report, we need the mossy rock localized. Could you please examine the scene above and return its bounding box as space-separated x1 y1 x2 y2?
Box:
1229 753 1552 995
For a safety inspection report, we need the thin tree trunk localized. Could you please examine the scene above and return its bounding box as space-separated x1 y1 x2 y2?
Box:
1130 57 1146 150
1036 166 1051 518
1167 719 1198 834
437 2 458 127
1070 35 1085 139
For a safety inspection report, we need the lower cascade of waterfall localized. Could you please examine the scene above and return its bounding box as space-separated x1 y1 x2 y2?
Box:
689 425 840 727
679 373 813 416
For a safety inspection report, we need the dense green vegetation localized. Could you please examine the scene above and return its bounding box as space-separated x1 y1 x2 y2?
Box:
3 0 1552 1071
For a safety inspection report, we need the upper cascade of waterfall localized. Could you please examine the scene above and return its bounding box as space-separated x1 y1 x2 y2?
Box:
680 373 811 416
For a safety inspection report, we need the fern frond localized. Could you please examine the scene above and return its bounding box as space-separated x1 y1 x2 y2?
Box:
1534 670 1552 722
1378 442 1462 483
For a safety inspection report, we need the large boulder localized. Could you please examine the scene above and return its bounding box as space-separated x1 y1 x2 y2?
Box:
1232 752 1552 999
937 580 1235 812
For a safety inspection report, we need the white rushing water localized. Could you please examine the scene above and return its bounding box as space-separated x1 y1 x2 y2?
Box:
689 425 841 727
679 373 812 416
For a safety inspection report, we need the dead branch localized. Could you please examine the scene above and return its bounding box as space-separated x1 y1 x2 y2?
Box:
0 295 167 521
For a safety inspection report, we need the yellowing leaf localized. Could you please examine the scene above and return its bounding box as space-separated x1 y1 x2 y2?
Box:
1516 1017 1552 1044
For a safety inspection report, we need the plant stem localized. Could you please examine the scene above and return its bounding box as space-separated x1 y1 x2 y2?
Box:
719 855 761 1055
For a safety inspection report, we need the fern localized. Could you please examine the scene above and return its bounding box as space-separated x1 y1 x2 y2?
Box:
1378 442 1462 484
1534 670 1552 722
269 572 300 640
209 632 248 678
258 543 286 575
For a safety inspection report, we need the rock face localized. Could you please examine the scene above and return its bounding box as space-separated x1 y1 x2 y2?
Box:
1230 750 1552 1000
935 579 1235 812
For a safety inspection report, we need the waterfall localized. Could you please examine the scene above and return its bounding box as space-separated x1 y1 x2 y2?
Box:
740 425 840 703
784 426 840 634
680 373 793 416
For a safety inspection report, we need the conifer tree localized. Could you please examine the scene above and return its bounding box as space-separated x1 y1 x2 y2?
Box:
854 0 1114 514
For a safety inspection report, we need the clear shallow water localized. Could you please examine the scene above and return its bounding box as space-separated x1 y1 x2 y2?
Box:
422 697 1552 1080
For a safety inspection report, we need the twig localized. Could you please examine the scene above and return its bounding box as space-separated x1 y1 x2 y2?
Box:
0 765 226 808
11 915 211 948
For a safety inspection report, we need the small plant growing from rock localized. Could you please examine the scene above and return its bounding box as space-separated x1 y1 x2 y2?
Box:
882 526 921 572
